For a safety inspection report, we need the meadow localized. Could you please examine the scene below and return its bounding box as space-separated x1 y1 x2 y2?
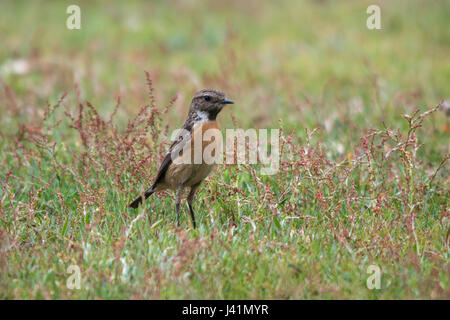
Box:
0 0 449 299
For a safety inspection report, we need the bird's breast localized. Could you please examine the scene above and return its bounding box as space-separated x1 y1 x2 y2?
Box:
190 120 222 158
164 120 222 189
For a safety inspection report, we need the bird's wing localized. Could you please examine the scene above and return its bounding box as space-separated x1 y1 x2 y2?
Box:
151 117 195 188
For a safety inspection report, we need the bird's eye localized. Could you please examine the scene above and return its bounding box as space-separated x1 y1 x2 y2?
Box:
204 96 211 102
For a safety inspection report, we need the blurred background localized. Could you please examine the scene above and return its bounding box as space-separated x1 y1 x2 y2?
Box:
1 1 448 140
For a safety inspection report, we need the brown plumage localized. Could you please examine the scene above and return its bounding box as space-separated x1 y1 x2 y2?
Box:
128 89 234 228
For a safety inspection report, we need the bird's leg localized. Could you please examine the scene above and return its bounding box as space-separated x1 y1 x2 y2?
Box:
175 185 183 227
187 183 201 229
187 203 196 229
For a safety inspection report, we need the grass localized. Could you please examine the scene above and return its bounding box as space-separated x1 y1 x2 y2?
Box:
0 0 449 299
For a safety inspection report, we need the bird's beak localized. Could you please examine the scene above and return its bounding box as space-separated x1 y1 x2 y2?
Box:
222 98 234 105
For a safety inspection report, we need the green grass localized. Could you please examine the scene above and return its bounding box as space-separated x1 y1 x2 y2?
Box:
0 0 449 299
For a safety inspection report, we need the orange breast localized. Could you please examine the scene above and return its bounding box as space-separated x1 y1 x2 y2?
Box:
190 121 222 162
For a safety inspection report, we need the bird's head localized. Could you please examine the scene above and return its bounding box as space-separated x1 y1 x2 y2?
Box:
189 89 234 120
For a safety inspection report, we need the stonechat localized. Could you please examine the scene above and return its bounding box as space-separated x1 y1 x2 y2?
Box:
128 89 234 228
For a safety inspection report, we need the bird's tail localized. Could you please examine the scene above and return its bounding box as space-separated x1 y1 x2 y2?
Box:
128 187 154 209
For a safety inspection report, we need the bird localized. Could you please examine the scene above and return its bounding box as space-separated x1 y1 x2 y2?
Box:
128 88 234 228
